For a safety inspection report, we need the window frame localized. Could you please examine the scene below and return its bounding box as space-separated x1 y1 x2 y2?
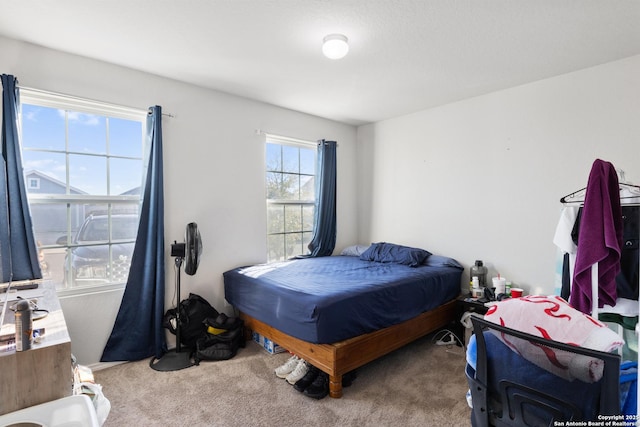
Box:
19 88 147 296
27 177 40 190
265 134 317 262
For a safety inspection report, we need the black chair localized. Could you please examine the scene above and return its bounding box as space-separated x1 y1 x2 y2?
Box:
466 315 621 426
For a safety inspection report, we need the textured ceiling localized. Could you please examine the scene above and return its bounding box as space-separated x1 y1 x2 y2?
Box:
1 0 639 125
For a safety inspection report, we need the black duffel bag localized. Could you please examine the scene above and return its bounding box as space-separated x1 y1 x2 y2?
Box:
162 293 219 350
194 315 245 363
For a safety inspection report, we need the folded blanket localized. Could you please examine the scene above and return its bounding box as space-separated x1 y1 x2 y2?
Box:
484 295 624 382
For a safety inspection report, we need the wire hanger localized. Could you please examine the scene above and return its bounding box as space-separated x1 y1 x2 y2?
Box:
560 168 640 204
560 187 586 204
560 183 640 204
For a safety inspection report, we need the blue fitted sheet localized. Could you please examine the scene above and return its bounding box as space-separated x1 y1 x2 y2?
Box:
223 255 462 343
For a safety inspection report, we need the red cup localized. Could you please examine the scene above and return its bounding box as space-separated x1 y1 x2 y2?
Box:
510 288 523 298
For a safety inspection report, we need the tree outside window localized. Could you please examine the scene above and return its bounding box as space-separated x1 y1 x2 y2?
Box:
266 138 316 262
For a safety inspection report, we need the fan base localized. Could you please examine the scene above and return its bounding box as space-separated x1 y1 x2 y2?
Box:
149 349 195 372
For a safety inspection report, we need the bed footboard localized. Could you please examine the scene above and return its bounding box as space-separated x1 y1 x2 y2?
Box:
240 298 458 398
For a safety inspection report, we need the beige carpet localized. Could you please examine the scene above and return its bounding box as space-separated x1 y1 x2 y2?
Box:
95 333 472 427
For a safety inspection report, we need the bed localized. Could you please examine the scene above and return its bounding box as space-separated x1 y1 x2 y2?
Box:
223 244 463 398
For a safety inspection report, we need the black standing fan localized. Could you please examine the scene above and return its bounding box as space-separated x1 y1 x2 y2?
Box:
151 222 202 371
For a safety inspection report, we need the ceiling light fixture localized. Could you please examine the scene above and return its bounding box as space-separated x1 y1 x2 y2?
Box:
322 34 349 60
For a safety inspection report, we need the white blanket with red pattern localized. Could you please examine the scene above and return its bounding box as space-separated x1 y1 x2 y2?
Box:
484 295 624 382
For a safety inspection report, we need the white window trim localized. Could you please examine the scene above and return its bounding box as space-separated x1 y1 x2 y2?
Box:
20 87 147 122
264 133 316 149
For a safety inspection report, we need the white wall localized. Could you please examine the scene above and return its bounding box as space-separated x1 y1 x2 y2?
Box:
357 55 640 297
0 36 358 366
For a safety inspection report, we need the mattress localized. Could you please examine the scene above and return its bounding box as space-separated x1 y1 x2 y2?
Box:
223 255 461 343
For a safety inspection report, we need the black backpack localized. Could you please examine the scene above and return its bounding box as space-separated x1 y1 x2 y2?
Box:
194 314 245 363
162 293 219 350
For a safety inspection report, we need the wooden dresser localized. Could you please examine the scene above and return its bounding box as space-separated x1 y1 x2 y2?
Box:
0 282 72 415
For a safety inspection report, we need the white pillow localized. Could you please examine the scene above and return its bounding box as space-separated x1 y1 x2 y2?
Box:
340 245 370 257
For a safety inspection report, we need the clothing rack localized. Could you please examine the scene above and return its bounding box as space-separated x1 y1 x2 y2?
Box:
559 165 639 414
560 183 639 317
560 167 639 315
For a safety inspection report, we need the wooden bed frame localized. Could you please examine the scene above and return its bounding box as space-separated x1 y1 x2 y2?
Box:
240 298 459 398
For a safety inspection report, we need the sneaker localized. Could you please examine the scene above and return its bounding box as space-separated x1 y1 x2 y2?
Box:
342 370 357 388
303 371 329 399
275 355 299 378
286 359 309 385
293 365 319 392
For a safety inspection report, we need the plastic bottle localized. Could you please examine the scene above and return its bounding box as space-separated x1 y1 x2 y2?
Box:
470 260 488 287
469 276 480 294
15 299 32 351
472 277 480 289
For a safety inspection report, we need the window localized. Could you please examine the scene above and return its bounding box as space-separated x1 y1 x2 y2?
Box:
266 135 316 262
19 89 146 293
28 177 40 190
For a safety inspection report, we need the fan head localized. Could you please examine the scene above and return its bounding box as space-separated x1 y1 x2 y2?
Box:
184 222 202 276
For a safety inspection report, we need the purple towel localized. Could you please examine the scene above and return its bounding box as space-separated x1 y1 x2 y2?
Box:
570 159 623 314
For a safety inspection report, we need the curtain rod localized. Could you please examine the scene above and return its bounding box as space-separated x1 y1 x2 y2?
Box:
18 85 175 118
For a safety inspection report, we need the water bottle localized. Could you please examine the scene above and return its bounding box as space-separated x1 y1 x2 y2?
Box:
470 260 488 287
15 300 32 351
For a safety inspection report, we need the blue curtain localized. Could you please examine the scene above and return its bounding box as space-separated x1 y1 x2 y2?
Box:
0 74 42 283
307 140 337 257
101 106 166 361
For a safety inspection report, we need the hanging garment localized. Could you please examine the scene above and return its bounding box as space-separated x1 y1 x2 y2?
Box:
568 206 639 301
617 206 639 300
570 159 624 314
554 206 579 299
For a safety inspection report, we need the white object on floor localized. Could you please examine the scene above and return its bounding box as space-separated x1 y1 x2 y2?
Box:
275 354 300 378
0 394 99 427
436 332 457 346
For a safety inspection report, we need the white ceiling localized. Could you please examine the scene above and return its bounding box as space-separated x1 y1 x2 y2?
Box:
1 0 639 126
